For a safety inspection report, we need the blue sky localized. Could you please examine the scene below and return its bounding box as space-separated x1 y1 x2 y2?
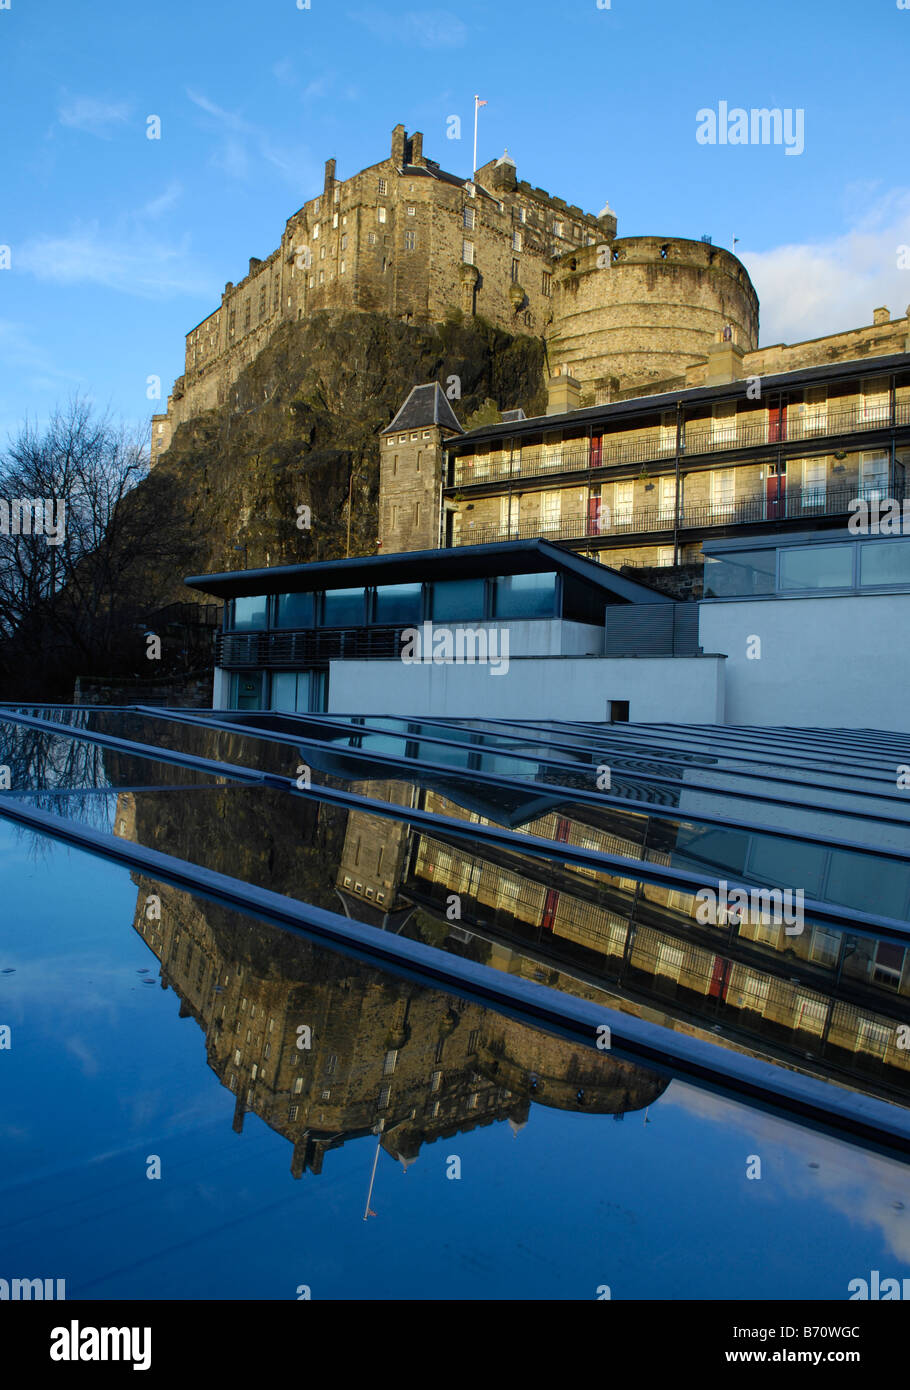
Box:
1 0 908 446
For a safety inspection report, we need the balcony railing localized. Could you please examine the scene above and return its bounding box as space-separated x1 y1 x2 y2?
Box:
216 625 407 669
453 482 902 548
451 398 910 488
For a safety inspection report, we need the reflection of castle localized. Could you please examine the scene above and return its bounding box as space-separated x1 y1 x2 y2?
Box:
128 860 666 1179
110 728 910 1118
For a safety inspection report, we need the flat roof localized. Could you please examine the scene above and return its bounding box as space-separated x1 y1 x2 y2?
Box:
446 352 910 449
185 538 673 603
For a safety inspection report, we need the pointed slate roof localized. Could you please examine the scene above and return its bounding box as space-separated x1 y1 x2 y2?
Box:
381 383 464 436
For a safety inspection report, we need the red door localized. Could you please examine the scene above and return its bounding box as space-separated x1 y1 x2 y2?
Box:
766 465 786 519
768 404 788 443
589 435 602 468
587 495 602 535
709 956 729 1001
541 888 559 931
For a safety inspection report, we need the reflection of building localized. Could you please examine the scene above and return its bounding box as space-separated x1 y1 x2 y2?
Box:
127 861 666 1179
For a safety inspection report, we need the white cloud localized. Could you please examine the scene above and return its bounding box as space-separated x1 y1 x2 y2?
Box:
352 7 467 48
58 95 131 139
743 187 910 346
186 88 318 189
15 223 215 300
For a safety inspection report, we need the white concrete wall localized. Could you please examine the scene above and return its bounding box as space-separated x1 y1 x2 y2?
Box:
699 592 910 732
405 618 604 657
328 655 726 723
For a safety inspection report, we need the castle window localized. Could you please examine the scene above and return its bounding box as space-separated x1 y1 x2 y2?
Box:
243 300 251 330
312 223 320 239
399 435 406 443
422 430 430 439
341 234 348 251
462 240 474 265
309 277 314 288
554 220 564 237
334 188 340 203
463 205 475 230
416 452 422 472
368 231 377 245
258 286 266 319
378 1084 391 1109
378 206 387 224
542 271 552 296
229 310 236 335
392 455 398 475
407 205 416 216
511 259 520 282
404 230 416 251
320 245 326 260
319 270 324 283
378 177 387 195
273 280 280 311
332 212 338 228
512 231 522 252
519 207 527 223
340 260 345 274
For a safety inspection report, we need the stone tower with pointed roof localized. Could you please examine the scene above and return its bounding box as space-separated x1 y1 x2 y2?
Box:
378 383 464 551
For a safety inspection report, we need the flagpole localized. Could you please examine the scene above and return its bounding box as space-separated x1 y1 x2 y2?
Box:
473 95 479 178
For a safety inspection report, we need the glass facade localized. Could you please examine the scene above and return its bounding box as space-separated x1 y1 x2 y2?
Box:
321 587 366 626
374 582 423 624
230 596 268 630
779 544 854 591
705 535 910 599
275 592 315 628
493 571 558 618
703 549 776 598
860 539 910 587
431 577 487 621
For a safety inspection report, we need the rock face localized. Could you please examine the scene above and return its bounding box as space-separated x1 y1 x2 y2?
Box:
151 309 547 596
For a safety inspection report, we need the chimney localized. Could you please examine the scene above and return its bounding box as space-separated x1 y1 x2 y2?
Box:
873 306 890 326
391 123 406 167
409 131 424 165
705 340 746 385
546 370 581 415
323 157 336 201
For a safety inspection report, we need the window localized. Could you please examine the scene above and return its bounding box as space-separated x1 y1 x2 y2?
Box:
861 377 889 425
860 540 910 587
275 592 315 628
258 286 266 319
542 271 552 296
512 231 522 252
860 451 889 502
332 212 338 229
794 994 827 1036
228 309 235 335
493 571 558 618
857 1016 890 1057
656 943 685 982
231 596 268 630
613 480 634 524
712 401 737 446
378 1084 391 1108
809 927 840 966
430 1070 443 1092
431 577 487 621
378 178 387 195
243 300 251 331
554 220 564 237
518 207 527 223
658 475 676 522
801 457 827 510
779 544 854 591
321 588 366 626
368 231 377 245
711 468 736 513
803 385 828 435
657 546 674 566
312 223 320 239
374 582 422 624
660 410 676 453
463 206 475 232
407 205 416 216
378 206 387 224
511 258 520 282
341 234 348 250
404 229 416 251
539 491 562 532
326 1054 338 1074
383 1050 398 1075
462 240 474 265
703 549 776 598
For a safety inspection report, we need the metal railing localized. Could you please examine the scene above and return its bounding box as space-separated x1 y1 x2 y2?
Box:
453 482 901 547
451 398 910 487
216 625 407 669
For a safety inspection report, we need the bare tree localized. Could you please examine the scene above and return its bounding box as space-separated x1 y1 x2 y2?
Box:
0 397 195 697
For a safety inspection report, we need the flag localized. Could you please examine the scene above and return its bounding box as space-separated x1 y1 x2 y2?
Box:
476 98 488 107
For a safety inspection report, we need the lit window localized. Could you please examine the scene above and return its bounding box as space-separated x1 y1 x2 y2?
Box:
312 223 320 239
332 213 338 228
378 206 387 223
407 206 416 216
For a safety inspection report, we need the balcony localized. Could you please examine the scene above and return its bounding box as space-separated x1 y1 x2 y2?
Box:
452 482 901 548
216 625 406 669
450 398 910 488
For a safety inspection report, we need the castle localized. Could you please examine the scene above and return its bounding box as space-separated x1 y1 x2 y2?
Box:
150 121 769 460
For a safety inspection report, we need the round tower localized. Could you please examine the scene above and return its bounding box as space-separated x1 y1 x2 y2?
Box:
547 235 759 399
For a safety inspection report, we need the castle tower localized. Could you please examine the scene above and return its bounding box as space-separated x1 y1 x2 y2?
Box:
547 235 759 400
379 384 463 552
